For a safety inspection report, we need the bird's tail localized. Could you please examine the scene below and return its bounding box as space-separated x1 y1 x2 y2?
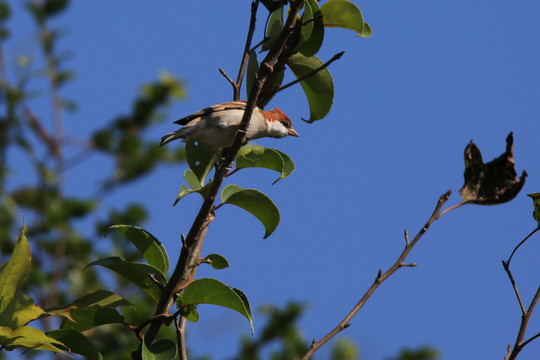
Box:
159 130 182 147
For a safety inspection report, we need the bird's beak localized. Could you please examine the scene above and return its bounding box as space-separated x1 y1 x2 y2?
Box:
288 128 300 137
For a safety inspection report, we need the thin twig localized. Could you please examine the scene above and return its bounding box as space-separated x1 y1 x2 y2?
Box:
219 68 236 92
506 285 540 360
507 227 539 266
301 190 454 360
174 317 188 360
234 0 260 101
269 51 344 95
502 260 526 315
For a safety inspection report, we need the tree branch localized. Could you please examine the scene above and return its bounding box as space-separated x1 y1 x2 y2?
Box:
270 51 344 95
143 0 306 349
503 227 540 360
301 190 455 360
233 0 260 101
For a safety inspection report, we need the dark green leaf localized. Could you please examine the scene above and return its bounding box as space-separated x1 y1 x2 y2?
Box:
182 278 253 333
297 0 324 57
186 141 217 184
59 307 125 332
262 6 284 51
246 50 259 99
142 339 177 360
205 254 230 270
459 132 527 205
86 257 166 303
44 0 70 16
299 0 324 56
287 53 334 122
260 0 287 13
258 69 285 107
107 225 169 275
221 185 280 239
236 145 295 184
48 329 102 360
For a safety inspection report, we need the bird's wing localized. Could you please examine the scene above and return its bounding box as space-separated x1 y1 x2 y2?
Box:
173 101 247 125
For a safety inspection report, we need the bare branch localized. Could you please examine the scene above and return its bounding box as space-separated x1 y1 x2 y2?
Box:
218 68 237 93
301 190 456 360
267 51 344 97
507 227 539 266
234 0 260 101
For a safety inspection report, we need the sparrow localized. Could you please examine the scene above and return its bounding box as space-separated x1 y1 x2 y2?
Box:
160 101 299 149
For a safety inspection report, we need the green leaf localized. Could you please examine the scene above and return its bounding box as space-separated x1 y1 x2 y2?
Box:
262 6 283 51
205 254 230 270
258 69 285 108
359 22 372 37
528 193 540 227
246 50 259 99
320 0 369 37
174 170 212 206
0 326 65 353
47 289 131 326
0 225 45 328
299 0 324 56
107 225 169 275
459 132 527 205
86 257 166 303
48 329 102 360
287 53 334 122
142 339 178 360
182 278 253 333
236 145 295 184
0 293 45 329
59 307 125 332
179 303 200 323
184 169 202 190
186 141 217 184
221 185 280 239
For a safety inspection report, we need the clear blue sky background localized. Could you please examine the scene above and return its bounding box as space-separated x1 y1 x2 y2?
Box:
5 1 540 359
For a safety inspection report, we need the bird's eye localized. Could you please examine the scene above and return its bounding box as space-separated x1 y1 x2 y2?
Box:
281 120 291 128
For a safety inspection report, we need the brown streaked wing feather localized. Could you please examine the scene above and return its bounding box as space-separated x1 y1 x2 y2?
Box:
173 101 247 125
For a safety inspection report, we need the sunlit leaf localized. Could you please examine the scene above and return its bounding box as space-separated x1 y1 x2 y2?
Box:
236 145 295 184
107 225 169 275
221 185 280 239
86 257 166 303
174 170 212 206
287 53 334 122
48 329 102 360
181 278 253 333
459 132 526 205
320 0 366 35
0 225 45 328
0 326 65 353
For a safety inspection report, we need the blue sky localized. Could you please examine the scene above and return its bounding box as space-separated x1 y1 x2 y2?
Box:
5 1 540 359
